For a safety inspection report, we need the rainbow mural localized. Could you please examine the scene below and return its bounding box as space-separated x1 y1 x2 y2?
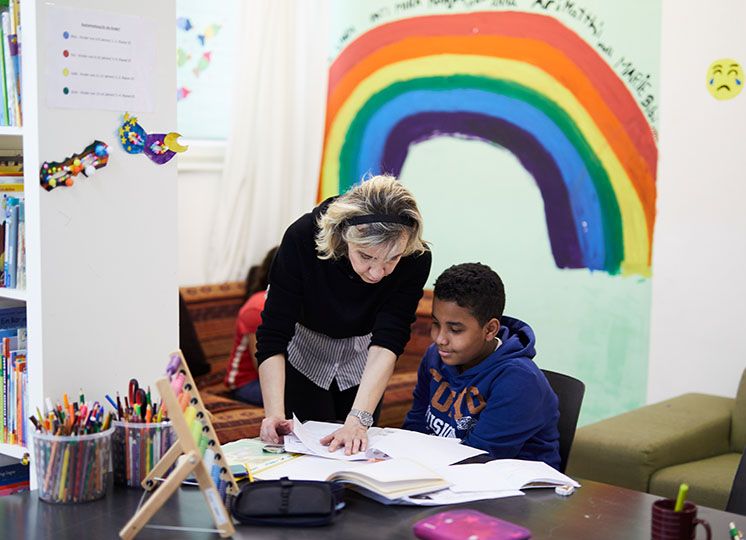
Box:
319 12 658 276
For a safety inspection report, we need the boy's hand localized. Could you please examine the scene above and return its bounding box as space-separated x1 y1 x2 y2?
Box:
260 415 293 444
320 416 368 455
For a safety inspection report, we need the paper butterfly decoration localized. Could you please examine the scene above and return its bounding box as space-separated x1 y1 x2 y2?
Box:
118 113 188 165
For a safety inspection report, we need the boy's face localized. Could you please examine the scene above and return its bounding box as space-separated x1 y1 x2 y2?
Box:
431 297 499 371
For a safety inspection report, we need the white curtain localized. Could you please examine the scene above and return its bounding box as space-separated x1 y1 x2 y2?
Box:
206 0 329 282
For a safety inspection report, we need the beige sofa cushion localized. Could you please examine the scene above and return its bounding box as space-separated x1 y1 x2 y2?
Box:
649 452 742 510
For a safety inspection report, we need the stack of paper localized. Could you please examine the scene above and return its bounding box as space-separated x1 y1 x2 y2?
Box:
286 414 486 467
236 418 581 506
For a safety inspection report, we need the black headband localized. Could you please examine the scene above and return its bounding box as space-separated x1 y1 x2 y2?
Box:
343 213 416 227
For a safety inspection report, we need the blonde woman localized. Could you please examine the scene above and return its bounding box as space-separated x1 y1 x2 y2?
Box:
256 175 431 455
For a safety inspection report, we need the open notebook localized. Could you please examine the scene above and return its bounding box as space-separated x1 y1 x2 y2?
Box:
439 459 581 493
254 454 449 501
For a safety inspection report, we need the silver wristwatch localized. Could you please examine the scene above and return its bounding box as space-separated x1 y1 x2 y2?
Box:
348 408 374 428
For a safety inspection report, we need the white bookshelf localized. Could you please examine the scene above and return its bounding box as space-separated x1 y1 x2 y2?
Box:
0 288 26 301
0 441 27 460
0 0 178 489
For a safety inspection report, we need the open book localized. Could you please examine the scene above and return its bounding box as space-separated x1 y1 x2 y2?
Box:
439 459 581 493
220 438 298 478
254 454 450 501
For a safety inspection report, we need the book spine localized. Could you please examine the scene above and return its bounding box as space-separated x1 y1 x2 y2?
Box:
5 198 17 288
7 33 19 125
0 13 7 127
1 196 7 287
15 199 23 289
0 349 3 442
2 339 6 443
1 12 15 126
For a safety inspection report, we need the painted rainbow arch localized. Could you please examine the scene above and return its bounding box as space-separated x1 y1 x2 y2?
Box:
319 12 657 276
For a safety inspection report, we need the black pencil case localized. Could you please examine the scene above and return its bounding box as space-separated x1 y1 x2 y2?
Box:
230 477 345 527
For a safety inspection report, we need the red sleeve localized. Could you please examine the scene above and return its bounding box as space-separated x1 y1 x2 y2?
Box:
236 292 266 335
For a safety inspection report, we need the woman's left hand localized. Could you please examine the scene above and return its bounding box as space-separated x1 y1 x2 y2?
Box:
320 416 368 455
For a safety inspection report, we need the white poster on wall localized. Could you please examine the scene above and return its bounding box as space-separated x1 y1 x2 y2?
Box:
45 5 155 112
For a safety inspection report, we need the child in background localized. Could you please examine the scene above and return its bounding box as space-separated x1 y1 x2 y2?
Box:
402 262 561 469
224 246 278 406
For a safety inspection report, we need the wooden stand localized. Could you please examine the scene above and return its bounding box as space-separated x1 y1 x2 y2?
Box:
119 351 238 539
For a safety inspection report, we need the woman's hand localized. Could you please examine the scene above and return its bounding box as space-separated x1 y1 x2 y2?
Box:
260 415 293 444
320 416 368 455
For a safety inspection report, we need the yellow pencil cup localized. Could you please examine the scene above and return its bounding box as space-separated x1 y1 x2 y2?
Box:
32 428 113 504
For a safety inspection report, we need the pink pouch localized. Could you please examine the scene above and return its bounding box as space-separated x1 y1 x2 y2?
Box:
413 509 532 540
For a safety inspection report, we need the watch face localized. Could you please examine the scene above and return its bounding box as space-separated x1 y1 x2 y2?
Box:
350 409 373 427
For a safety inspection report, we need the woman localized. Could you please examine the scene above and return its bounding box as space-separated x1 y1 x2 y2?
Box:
223 246 278 406
256 175 431 455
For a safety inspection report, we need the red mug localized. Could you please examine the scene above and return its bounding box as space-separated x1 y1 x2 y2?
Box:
651 498 711 540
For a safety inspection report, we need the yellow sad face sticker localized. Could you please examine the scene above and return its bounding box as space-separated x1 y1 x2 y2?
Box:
707 59 743 100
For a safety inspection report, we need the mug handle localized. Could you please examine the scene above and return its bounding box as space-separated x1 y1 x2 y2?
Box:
694 518 712 540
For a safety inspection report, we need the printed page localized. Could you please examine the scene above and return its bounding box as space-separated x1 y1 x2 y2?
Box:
441 459 580 493
369 428 486 468
288 415 379 461
253 454 360 481
220 438 296 474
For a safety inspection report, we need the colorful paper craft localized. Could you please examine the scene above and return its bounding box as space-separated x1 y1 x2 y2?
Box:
118 113 188 165
39 141 109 192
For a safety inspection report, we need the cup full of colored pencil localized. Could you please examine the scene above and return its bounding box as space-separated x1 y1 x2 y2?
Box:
112 420 173 488
30 391 114 504
107 378 174 488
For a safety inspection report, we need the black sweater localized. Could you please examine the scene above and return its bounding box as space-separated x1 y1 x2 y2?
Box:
255 198 432 364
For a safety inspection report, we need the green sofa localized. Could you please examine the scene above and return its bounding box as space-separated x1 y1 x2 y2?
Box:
567 369 746 509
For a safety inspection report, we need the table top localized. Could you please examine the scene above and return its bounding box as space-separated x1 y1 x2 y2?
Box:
1 479 743 539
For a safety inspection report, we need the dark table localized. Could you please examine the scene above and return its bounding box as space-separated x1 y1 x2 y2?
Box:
1 479 742 539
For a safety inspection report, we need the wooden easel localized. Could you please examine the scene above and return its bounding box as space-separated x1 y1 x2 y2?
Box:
119 351 239 539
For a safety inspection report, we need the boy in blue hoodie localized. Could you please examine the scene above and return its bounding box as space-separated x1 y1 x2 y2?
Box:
402 263 561 469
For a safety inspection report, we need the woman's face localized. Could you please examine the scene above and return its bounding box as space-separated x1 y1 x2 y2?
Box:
347 235 408 284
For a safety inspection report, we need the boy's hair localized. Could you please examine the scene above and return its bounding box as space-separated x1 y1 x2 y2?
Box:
315 174 428 260
433 263 505 325
244 246 279 302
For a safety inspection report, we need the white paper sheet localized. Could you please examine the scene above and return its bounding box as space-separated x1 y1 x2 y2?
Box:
45 5 155 111
287 415 372 461
288 417 486 467
370 427 486 468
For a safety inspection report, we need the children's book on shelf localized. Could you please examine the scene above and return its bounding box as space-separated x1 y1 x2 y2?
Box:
0 453 29 495
0 185 24 290
0 306 26 446
0 0 20 127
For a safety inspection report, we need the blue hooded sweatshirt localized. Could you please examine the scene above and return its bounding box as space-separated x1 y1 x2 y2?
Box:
402 316 561 469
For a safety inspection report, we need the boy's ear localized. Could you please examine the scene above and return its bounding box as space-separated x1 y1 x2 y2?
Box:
484 318 500 341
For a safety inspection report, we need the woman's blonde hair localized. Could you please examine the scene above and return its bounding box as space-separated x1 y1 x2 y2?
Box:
315 175 428 260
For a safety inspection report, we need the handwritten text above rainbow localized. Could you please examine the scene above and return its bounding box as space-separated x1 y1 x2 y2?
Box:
319 12 657 276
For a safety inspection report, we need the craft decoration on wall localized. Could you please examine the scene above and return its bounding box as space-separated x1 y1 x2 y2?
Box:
176 15 221 101
319 12 659 277
118 113 188 164
707 58 743 100
39 140 109 191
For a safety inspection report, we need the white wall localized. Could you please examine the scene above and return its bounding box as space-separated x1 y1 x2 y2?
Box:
177 143 222 286
647 0 746 402
176 1 746 406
